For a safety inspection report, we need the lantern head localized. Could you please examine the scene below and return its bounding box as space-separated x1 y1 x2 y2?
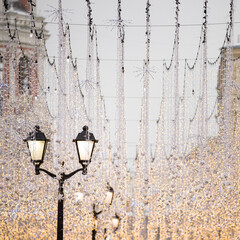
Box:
112 213 120 231
105 183 114 205
24 125 50 167
73 126 98 174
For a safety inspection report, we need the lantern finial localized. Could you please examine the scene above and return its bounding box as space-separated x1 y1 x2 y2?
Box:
34 125 40 131
83 125 88 131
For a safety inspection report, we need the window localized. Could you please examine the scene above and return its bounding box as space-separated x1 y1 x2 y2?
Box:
18 56 31 95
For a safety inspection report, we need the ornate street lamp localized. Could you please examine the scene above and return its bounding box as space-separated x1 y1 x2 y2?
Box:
24 125 98 240
92 203 102 240
112 213 120 231
105 183 114 205
91 191 115 240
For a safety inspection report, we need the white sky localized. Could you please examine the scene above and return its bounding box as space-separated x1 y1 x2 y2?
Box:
37 0 240 159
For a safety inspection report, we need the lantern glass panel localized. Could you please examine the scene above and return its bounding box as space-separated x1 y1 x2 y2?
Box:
105 191 113 205
75 192 84 202
28 140 45 161
77 140 94 161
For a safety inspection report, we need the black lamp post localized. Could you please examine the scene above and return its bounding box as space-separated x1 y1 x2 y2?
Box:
24 125 98 240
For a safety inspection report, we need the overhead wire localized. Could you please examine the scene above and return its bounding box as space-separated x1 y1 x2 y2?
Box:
45 21 240 28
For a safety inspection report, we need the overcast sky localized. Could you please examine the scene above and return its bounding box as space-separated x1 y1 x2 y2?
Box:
36 0 240 159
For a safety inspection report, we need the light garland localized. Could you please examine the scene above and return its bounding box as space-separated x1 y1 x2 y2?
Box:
0 0 240 239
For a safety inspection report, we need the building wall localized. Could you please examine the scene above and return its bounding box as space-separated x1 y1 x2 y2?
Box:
0 0 36 14
0 0 48 111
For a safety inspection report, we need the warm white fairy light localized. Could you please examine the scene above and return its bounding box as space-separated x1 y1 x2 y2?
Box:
172 0 180 155
133 1 152 239
1 0 240 239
